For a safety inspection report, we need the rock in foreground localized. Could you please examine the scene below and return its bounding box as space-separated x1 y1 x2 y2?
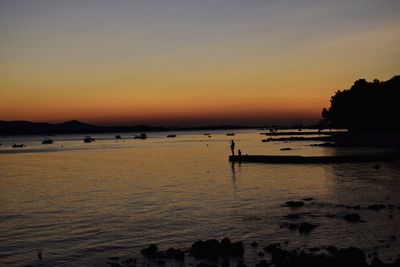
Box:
191 238 244 259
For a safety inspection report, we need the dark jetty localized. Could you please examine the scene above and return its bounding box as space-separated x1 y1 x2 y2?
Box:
260 131 335 136
311 142 337 147
263 136 332 142
229 154 400 164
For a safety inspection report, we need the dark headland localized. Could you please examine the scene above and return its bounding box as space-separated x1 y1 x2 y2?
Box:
318 75 400 147
262 75 400 148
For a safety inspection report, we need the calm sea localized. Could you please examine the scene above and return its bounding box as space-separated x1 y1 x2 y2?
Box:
1 130 399 266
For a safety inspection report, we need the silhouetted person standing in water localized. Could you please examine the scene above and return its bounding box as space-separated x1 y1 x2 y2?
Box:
230 140 235 156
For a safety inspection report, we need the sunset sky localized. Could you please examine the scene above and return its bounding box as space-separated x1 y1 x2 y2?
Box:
1 0 399 126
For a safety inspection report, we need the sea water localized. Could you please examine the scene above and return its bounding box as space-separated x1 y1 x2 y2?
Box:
1 130 399 266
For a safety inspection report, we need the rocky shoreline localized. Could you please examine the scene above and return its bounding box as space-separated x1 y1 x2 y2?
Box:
106 199 400 267
106 237 400 267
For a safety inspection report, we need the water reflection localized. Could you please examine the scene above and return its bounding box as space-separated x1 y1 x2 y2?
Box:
328 161 400 203
1 130 400 266
230 162 237 190
230 161 243 191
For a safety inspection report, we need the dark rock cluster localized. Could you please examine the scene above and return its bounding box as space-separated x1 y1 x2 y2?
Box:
108 237 400 267
343 213 361 222
368 204 386 211
263 243 400 267
281 222 318 234
191 238 244 259
284 201 305 208
139 244 185 262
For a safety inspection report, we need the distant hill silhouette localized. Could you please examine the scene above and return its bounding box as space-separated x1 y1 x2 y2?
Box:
0 120 168 135
0 120 258 135
322 75 400 131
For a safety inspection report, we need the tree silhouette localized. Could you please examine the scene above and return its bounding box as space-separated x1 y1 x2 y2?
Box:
322 75 400 131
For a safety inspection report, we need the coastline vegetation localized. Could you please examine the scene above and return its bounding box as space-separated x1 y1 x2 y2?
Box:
321 76 400 132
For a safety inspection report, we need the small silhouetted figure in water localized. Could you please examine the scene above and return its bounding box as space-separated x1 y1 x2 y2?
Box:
238 149 242 157
230 140 235 156
269 128 275 136
37 249 42 260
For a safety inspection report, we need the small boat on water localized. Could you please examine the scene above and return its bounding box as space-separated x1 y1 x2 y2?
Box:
12 144 24 148
134 133 147 140
41 138 54 144
115 135 122 139
84 136 95 143
167 134 177 138
226 133 235 136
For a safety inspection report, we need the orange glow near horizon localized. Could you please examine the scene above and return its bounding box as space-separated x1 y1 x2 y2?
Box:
0 77 328 125
1 1 399 126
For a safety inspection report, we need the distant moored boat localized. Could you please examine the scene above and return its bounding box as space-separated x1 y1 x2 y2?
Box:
12 144 24 148
167 134 176 138
134 133 147 140
115 135 121 139
84 136 95 143
226 133 235 136
41 138 54 144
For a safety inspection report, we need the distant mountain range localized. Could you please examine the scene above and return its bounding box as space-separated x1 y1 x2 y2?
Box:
0 120 255 135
